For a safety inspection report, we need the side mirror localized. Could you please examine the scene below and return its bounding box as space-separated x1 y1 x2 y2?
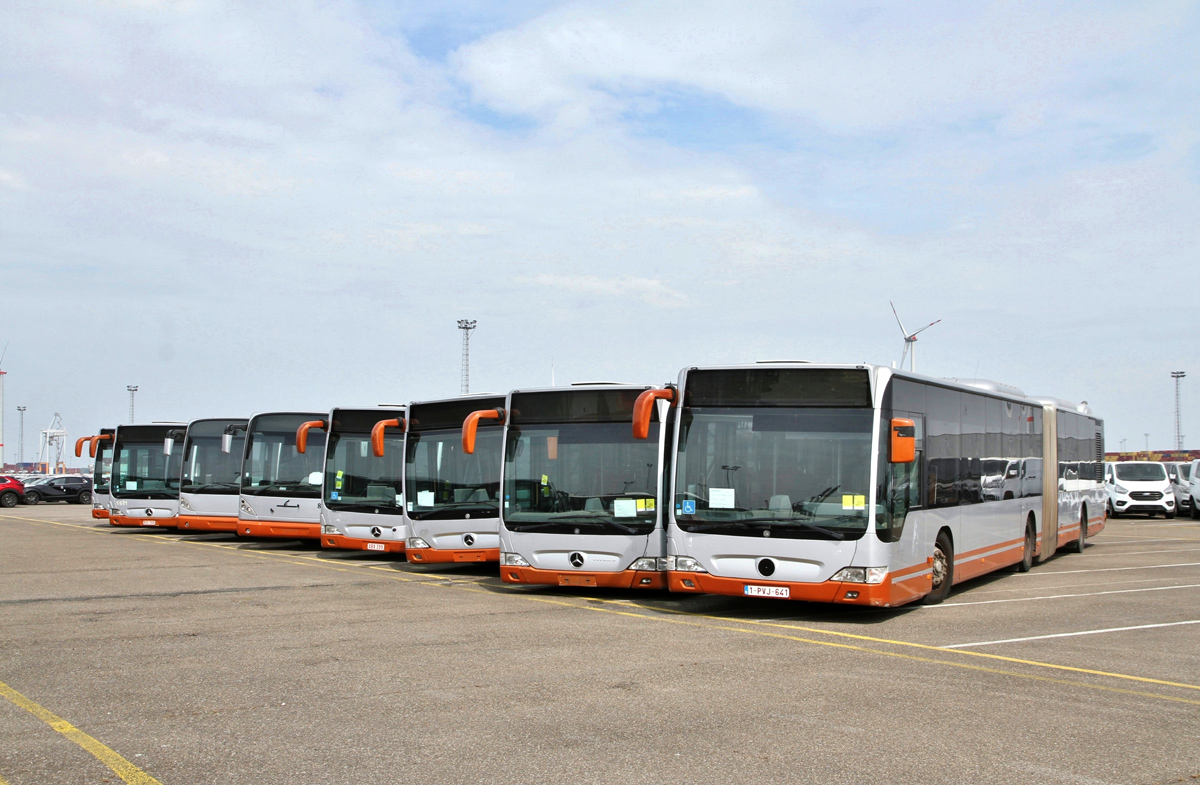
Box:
75 436 91 458
889 418 916 463
632 387 675 440
462 409 505 454
296 420 327 454
221 433 234 454
371 418 406 458
163 437 174 456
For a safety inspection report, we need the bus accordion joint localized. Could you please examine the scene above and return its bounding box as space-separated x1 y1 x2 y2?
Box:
632 386 676 440
890 418 916 463
89 433 111 458
296 420 328 454
371 418 406 458
462 409 505 454
74 436 93 458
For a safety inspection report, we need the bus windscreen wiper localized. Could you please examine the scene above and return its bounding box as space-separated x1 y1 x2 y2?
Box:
682 517 845 540
507 517 641 535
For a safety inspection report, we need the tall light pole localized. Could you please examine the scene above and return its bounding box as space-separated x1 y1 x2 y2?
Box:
16 405 25 465
127 385 138 424
457 320 476 394
1119 438 1127 453
1144 433 1150 453
1172 371 1186 450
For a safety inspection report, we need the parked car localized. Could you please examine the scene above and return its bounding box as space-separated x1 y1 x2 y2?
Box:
0 475 25 508
1104 461 1174 518
1166 462 1193 515
22 475 93 505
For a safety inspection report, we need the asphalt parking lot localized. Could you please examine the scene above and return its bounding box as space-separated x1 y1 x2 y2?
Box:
2 506 1199 785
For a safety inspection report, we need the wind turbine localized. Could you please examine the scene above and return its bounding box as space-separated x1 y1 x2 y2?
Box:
890 302 941 373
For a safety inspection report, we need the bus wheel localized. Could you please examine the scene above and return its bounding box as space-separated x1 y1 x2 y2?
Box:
1017 519 1035 572
1070 508 1086 553
922 532 954 605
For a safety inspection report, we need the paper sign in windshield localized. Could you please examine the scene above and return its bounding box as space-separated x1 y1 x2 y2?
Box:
841 494 866 511
613 498 637 518
417 490 435 507
709 488 735 509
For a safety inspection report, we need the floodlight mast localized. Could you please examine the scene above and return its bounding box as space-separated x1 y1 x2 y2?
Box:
890 302 941 373
457 320 476 394
1173 371 1186 450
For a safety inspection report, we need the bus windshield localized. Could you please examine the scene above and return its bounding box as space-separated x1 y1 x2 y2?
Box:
406 428 500 520
112 439 182 499
242 415 325 498
93 444 114 494
182 422 245 495
674 407 873 540
1114 463 1166 482
504 421 659 536
324 430 405 514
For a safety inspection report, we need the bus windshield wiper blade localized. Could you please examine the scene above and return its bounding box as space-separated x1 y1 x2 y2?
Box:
508 517 642 535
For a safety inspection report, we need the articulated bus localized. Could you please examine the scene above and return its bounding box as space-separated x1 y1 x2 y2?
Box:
108 423 185 528
317 406 408 553
638 364 1104 607
404 394 506 563
486 384 671 589
178 418 248 532
238 412 327 539
74 428 115 518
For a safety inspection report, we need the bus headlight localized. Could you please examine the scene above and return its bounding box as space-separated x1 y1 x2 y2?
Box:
240 498 255 516
407 537 430 549
321 524 338 535
501 552 529 567
179 497 194 512
667 555 707 572
629 557 661 571
831 567 887 584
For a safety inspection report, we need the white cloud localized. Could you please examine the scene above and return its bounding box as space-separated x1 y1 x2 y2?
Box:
0 169 26 189
521 273 688 307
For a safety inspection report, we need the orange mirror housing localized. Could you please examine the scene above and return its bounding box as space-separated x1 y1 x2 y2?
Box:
890 418 916 463
461 409 505 454
296 420 327 454
90 433 111 458
632 388 675 440
74 436 91 458
371 418 406 458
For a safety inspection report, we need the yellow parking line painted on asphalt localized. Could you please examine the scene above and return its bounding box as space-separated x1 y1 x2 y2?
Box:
10 512 1200 706
0 681 163 785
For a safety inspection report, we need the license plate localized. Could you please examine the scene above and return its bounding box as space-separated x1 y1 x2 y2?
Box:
366 542 386 551
559 574 596 587
744 585 789 598
141 521 156 526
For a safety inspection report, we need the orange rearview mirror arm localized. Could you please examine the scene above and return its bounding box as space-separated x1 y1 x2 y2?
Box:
462 409 505 454
371 418 406 458
75 436 92 458
90 433 111 458
632 387 675 440
296 420 327 454
890 418 916 463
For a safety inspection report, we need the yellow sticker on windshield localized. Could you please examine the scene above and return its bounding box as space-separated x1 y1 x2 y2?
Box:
854 494 866 510
541 474 549 486
842 494 854 510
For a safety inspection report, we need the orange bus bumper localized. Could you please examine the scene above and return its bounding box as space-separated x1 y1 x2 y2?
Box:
322 534 406 554
406 547 499 564
92 509 109 519
667 570 922 608
239 520 320 539
501 564 666 589
109 515 178 528
178 515 239 532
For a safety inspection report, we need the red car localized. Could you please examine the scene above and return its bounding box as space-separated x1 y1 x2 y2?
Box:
0 475 25 508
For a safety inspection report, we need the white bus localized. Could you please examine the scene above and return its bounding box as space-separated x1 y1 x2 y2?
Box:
316 406 408 553
639 364 1104 607
108 423 185 528
237 412 326 540
491 384 671 590
405 394 506 564
74 428 115 519
177 418 248 532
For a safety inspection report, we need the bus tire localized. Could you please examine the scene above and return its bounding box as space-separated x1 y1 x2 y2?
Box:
1070 507 1086 553
922 531 954 605
1017 518 1035 572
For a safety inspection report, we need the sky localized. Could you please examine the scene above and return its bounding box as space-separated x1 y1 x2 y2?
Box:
2 0 1198 467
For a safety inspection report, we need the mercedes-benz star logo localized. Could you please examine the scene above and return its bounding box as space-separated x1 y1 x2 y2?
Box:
569 552 585 568
463 533 476 547
144 508 153 516
370 526 381 538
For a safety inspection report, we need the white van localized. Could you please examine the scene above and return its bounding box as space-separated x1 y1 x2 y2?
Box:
1165 462 1192 516
1189 459 1200 520
1104 461 1174 518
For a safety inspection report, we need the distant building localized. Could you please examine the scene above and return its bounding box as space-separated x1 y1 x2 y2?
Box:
1105 450 1200 463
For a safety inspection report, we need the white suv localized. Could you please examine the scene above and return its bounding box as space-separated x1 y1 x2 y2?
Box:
1190 459 1200 520
1105 461 1174 518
